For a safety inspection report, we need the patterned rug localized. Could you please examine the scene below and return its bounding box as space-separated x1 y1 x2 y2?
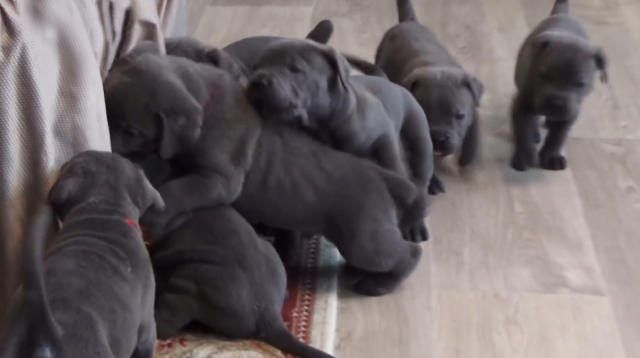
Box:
154 237 340 358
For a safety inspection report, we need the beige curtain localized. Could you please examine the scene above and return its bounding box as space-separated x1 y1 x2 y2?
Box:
0 0 185 332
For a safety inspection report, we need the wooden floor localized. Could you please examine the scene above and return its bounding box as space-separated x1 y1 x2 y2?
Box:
187 1 640 357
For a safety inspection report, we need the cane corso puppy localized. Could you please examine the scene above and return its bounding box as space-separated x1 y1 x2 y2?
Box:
105 53 424 296
510 0 607 171
151 207 333 358
246 39 434 236
0 151 164 358
375 0 484 193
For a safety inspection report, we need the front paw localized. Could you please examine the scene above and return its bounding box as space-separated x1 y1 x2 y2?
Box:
539 151 567 170
428 175 445 195
402 222 429 243
510 149 536 171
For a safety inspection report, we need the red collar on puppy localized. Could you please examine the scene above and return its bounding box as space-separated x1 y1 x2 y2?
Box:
123 218 152 247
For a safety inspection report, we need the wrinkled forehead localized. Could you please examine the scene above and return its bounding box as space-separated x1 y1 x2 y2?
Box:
259 42 328 69
539 44 596 77
419 74 473 110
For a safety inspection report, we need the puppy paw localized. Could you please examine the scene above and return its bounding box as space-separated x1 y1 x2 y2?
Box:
428 175 445 195
510 150 536 171
402 222 429 242
353 273 399 297
539 152 567 170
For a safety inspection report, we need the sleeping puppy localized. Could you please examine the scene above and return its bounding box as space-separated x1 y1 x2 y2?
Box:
246 39 433 242
105 53 425 296
157 19 334 86
375 0 484 193
0 151 164 358
150 207 333 358
511 0 607 171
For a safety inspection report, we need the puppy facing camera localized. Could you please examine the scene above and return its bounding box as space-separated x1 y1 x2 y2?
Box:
510 0 607 172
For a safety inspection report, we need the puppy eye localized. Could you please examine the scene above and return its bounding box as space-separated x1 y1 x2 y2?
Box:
574 80 586 88
122 127 140 137
454 111 466 120
288 63 303 73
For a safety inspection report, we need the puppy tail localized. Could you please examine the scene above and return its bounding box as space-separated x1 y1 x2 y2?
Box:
7 205 63 357
343 54 389 79
551 0 569 15
397 0 418 22
306 19 334 44
259 313 334 358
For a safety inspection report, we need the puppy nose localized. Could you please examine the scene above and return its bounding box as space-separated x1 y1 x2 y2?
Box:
547 96 565 110
431 131 451 144
250 73 273 88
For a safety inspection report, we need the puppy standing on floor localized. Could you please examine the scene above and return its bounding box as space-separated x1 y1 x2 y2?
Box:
510 0 607 171
375 0 484 194
0 151 165 358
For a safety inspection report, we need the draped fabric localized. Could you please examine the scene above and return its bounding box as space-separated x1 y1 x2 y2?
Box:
0 0 184 331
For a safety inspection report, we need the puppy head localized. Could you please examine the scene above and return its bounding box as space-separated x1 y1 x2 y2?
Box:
104 54 203 160
403 67 483 156
49 151 165 219
206 48 249 86
527 32 607 118
247 40 351 128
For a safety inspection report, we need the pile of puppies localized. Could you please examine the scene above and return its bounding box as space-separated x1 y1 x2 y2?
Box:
0 0 606 357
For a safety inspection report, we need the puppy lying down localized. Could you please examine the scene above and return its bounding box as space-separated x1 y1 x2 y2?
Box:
151 207 333 358
375 0 484 193
510 0 607 171
105 52 425 296
0 151 164 358
247 39 433 241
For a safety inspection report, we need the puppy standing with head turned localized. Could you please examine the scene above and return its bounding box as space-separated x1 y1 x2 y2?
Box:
0 151 165 358
511 0 607 171
375 0 484 194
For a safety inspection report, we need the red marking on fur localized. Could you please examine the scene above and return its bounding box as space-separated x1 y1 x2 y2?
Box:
124 218 152 246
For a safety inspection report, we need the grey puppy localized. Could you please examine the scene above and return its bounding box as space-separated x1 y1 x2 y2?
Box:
150 207 333 358
105 53 424 296
246 39 433 241
0 151 165 358
157 19 334 86
375 0 484 193
511 0 607 171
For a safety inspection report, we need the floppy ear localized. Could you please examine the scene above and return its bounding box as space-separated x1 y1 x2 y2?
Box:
48 176 80 208
594 47 608 83
206 48 249 84
138 169 165 212
322 47 351 92
158 85 203 159
458 110 480 167
463 75 484 105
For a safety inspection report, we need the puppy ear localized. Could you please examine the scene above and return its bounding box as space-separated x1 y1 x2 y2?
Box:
157 87 202 159
48 176 80 208
306 19 334 44
138 169 165 212
206 48 249 84
458 110 480 167
463 75 484 105
323 47 351 92
594 47 608 83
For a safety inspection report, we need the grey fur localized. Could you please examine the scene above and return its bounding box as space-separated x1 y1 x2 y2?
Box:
150 207 333 358
105 53 424 296
375 0 484 192
0 151 164 358
246 39 433 241
510 0 607 171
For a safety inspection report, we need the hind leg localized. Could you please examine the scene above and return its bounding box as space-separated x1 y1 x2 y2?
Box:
132 314 157 358
332 220 422 296
154 277 200 339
